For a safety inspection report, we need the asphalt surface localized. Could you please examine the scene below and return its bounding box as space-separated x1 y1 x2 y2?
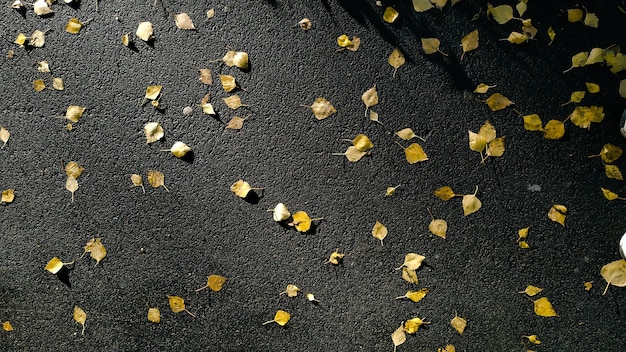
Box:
1 0 626 351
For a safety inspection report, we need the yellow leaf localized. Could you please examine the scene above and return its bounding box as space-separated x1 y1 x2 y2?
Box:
233 51 249 70
372 221 388 245
543 120 565 140
478 120 497 142
145 85 162 100
547 26 556 45
3 321 13 332
518 227 529 240
567 8 583 22
412 0 433 12
33 79 45 92
291 211 312 232
523 114 543 131
33 0 53 16
487 137 505 157
167 295 194 316
421 38 445 55
564 52 589 72
345 36 360 52
263 310 290 326
369 110 380 123
404 317 430 334
388 48 405 77
533 297 557 317
605 164 623 181
0 126 9 149
220 75 237 92
468 130 487 152
402 267 418 284
460 30 479 59
585 82 600 93
601 188 623 201
462 193 481 216
337 34 352 47
66 105 86 123
45 257 67 274
196 274 227 292
66 176 79 202
396 288 429 302
280 284 301 297
14 33 27 47
396 253 425 271
516 1 527 16
226 116 246 130
201 103 216 115
297 18 311 30
525 335 541 345
167 141 191 158
385 185 400 197
334 146 367 162
601 260 626 295
223 95 244 109
73 306 86 335
198 68 212 85
486 93 514 111
488 4 514 24
520 285 543 296
147 170 169 192
586 48 605 65
65 18 83 34
518 241 530 249
144 122 164 143
438 344 456 352
434 186 456 201
83 237 106 265
352 134 374 152
429 219 448 239
391 323 406 351
450 312 467 334
1 189 14 203
147 307 161 323
395 128 416 140
584 13 599 28
327 249 345 265
404 143 428 164
269 203 290 222
29 30 45 48
584 281 593 291
361 85 378 116
174 13 195 30
383 7 399 23
308 97 337 120
474 83 496 93
131 174 144 192
548 204 567 227
506 32 528 44
52 77 64 91
136 22 154 41
121 33 130 47
230 179 252 198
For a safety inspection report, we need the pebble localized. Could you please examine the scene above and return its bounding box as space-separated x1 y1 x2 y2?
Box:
183 106 193 115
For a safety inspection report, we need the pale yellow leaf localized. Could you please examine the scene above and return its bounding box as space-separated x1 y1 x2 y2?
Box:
548 204 567 227
372 221 387 245
73 306 86 335
174 13 195 30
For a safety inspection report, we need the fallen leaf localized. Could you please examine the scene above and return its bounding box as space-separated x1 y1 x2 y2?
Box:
584 13 599 28
33 80 45 92
586 82 600 93
516 1 527 16
136 22 154 41
226 116 246 130
462 186 481 216
396 288 428 302
198 68 212 85
280 284 301 297
167 295 195 316
505 32 529 44
131 174 145 193
460 30 479 60
548 204 567 226
145 85 162 101
147 307 161 323
543 120 565 140
488 4 514 24
523 334 541 345
233 51 249 70
291 211 312 232
385 185 400 197
220 75 237 92
361 85 378 116
65 105 86 123
174 13 195 30
196 274 227 292
333 146 367 162
3 321 13 332
268 203 290 222
474 83 496 93
388 48 405 77
297 18 312 30
396 253 425 271
570 106 605 128
533 297 557 317
395 128 417 140
45 257 74 274
520 285 543 296
306 98 336 120
605 164 623 181
438 344 456 352
121 33 131 47
1 189 15 203
450 312 467 334
584 281 593 291
427 209 447 239
52 78 64 91
547 26 556 45
391 323 406 352
412 0 433 12
601 259 626 295
327 249 345 265
66 176 79 202
166 141 192 158
486 137 505 157
403 143 428 164
564 51 589 72
201 103 216 115
434 186 456 201
207 8 215 19
568 8 583 22
144 122 164 143
230 180 252 198
486 93 514 111
262 310 290 326
404 317 430 334
65 18 83 34
306 293 320 303
383 7 399 23
352 134 374 152
73 306 86 335
37 60 50 72
372 221 388 245
523 114 543 131
33 0 53 16
147 170 169 192
83 237 106 265
0 126 9 148
422 37 447 55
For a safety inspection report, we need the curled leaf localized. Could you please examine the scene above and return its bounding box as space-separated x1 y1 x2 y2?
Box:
136 22 154 41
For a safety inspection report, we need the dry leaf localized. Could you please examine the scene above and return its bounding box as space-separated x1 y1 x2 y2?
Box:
520 285 543 296
66 176 79 202
462 186 481 216
543 120 565 140
268 203 290 222
402 267 418 284
136 22 154 41
438 345 456 352
145 85 162 101
605 164 624 181
196 274 227 292
198 68 212 85
434 186 456 201
131 174 145 193
450 312 467 334
262 310 290 326
83 237 106 265
65 18 83 34
230 179 252 198
547 26 556 45
73 306 86 335
564 51 589 72
396 288 428 302
3 321 13 332
337 34 352 48
570 106 605 128
52 78 64 91
396 253 425 271
327 249 345 265
460 30 479 60
307 98 336 120
372 221 388 245
474 83 496 93
174 13 195 30
167 295 195 316
201 103 216 115
505 32 529 44
486 93 514 111
280 284 301 297
37 60 50 73
429 218 447 239
147 170 169 192
395 128 416 141
147 307 160 323
584 281 593 291
391 323 406 352
305 293 320 303
66 105 86 123
291 211 313 233
233 51 249 70
1 189 15 204
585 82 600 93
226 116 246 130
0 126 9 149
601 259 626 295
33 0 53 16
533 297 557 317
487 4 514 24
388 48 405 77
412 0 433 12
486 137 505 157
121 33 131 47
525 334 541 345
403 143 428 164
297 18 312 30
220 75 237 92
333 146 367 162
166 141 192 158
568 8 583 22
45 257 74 274
584 13 599 28
385 185 400 197
422 38 446 55
223 95 244 109
361 85 378 116
548 204 567 226
30 30 45 48
383 7 399 23
33 79 45 92
523 114 543 131
207 8 215 19
144 122 164 143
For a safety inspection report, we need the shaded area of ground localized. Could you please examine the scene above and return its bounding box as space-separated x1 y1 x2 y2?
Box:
1 0 625 351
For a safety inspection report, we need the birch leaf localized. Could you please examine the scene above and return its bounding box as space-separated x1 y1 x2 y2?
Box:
65 18 83 34
395 128 416 140
388 48 405 77
451 312 467 334
165 141 191 158
404 143 428 164
568 9 583 22
548 204 567 227
174 13 195 30
147 170 169 192
534 297 557 317
361 85 378 116
385 185 400 197
434 186 456 201
45 257 74 274
280 284 301 297
460 30 478 60
520 285 543 296
30 30 45 48
53 78 64 91
412 0 433 12
131 174 145 193
64 162 84 179
167 295 195 316
505 32 528 44
402 267 418 284
66 176 79 202
269 203 291 222
262 310 290 326
233 52 249 70
33 80 45 92
33 0 53 16
201 103 216 115
307 98 336 120
337 35 352 48
486 93 514 111
83 237 106 265
474 83 496 94
1 189 14 204
3 321 13 332
145 85 162 100
136 22 154 41
584 13 599 28
73 306 86 335
0 126 9 148
147 308 161 323
198 68 212 85
226 116 246 130
372 221 388 245
222 95 243 109
352 134 374 152
297 18 312 30
601 259 626 295
462 187 481 216
220 75 237 92
37 61 50 72
586 82 600 93
334 146 367 162
601 188 621 201
486 137 505 157
605 164 623 181
196 274 227 292
429 218 447 239
421 38 442 54
487 4 514 24
543 120 565 140
383 7 399 23
230 180 252 198
66 106 86 123
396 253 425 271
547 26 556 45
327 249 345 265
395 288 428 302
391 323 406 352
144 122 164 143
291 211 312 233
523 114 543 131
564 52 589 72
